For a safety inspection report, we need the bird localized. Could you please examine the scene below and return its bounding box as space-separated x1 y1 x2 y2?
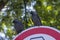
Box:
13 19 24 34
30 11 42 26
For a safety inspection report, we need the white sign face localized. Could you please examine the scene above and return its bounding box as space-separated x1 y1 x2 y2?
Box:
24 34 56 40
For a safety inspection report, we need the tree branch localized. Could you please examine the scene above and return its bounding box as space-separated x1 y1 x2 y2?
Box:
0 0 8 11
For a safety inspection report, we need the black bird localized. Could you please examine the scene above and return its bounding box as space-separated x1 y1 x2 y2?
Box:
13 19 24 34
30 11 42 26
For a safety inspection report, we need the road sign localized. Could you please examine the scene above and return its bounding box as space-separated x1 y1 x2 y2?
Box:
13 26 60 40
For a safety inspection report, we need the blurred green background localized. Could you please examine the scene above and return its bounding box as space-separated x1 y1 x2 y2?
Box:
0 0 60 40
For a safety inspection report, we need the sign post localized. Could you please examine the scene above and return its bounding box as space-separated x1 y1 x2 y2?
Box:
13 26 60 40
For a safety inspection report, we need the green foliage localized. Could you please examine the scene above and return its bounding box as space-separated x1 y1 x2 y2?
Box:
0 0 60 40
35 0 60 29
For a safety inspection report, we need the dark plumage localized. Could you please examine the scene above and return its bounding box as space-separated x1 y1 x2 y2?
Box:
30 11 42 26
13 19 24 34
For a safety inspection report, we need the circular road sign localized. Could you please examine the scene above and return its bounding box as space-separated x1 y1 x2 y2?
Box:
13 26 60 40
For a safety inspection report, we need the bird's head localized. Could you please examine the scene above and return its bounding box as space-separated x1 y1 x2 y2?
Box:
13 19 19 23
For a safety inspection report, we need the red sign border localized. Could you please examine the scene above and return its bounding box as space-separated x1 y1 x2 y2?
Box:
13 26 60 40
